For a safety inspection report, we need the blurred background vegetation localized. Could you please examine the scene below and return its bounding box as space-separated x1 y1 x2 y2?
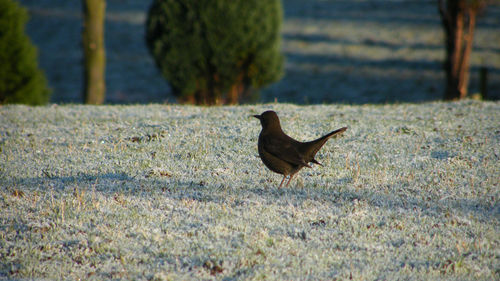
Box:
0 0 50 105
7 0 500 105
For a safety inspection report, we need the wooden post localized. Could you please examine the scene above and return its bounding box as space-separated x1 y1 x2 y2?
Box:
82 0 106 104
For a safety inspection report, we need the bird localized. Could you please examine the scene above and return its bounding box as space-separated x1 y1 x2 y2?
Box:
253 110 347 188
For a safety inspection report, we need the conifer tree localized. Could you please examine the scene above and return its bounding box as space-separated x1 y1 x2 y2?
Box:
0 0 50 105
146 0 284 104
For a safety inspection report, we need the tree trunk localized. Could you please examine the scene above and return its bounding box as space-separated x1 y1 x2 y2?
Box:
82 0 106 104
458 9 476 98
226 72 247 104
438 0 478 100
226 82 242 104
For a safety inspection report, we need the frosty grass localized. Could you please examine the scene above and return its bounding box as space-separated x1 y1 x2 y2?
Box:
1 101 499 280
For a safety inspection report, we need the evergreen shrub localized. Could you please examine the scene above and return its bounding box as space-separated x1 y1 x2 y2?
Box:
0 0 50 105
146 0 284 104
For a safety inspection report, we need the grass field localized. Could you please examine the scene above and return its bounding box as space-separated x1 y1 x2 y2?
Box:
1 101 498 280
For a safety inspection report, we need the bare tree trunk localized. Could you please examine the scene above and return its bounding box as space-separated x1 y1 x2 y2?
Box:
82 0 106 104
438 0 479 100
458 9 476 97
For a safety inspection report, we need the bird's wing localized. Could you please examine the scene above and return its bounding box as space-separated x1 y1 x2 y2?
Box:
262 135 310 167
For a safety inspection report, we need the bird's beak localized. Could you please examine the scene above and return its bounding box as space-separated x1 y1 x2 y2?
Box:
252 114 261 120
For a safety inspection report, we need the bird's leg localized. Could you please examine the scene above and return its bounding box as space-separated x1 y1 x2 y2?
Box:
278 175 287 188
285 174 295 187
311 159 323 166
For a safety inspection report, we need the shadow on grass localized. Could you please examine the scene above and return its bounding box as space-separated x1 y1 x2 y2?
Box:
283 33 500 55
246 184 497 223
22 3 171 104
9 171 496 223
264 0 500 103
283 0 500 29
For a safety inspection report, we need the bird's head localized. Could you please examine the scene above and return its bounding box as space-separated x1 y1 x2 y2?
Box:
252 110 281 130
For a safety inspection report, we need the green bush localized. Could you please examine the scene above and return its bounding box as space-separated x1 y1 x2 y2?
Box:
0 0 50 105
146 0 284 105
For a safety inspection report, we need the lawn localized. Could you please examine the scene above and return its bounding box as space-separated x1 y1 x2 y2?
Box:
1 101 498 280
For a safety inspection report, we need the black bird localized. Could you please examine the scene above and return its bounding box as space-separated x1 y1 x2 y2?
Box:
253 111 347 188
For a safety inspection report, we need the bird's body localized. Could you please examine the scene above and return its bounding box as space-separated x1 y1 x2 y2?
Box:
253 111 347 188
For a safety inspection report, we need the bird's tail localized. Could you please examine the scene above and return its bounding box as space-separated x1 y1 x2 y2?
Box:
322 127 348 140
302 127 348 161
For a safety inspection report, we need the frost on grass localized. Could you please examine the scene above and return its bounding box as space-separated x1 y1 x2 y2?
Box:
0 101 499 280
